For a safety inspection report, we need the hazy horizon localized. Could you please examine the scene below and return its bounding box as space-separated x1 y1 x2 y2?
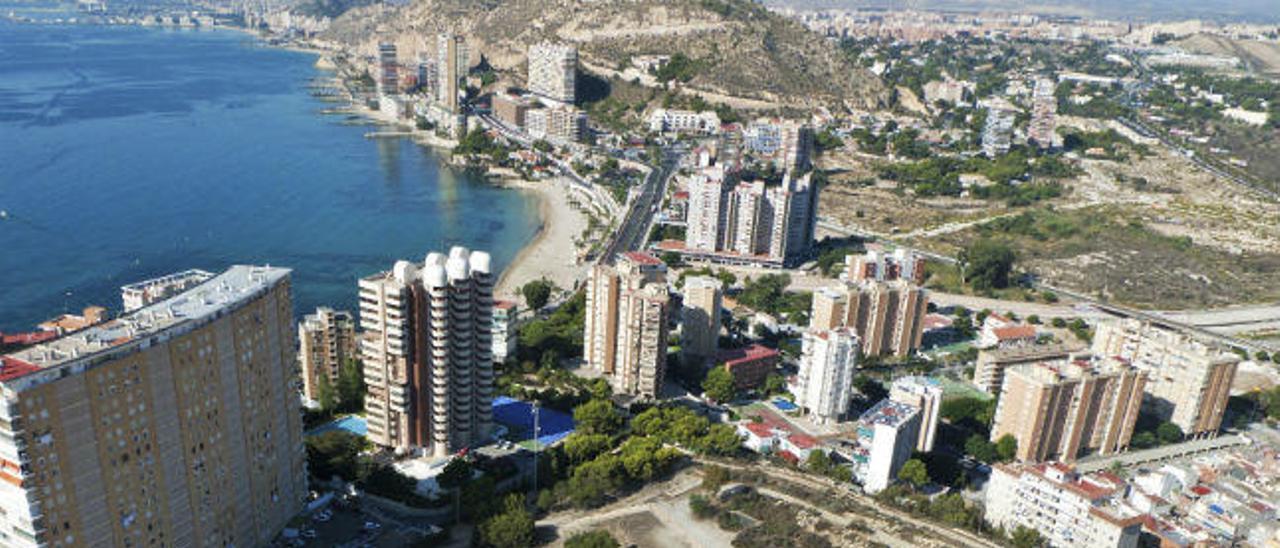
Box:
765 0 1280 25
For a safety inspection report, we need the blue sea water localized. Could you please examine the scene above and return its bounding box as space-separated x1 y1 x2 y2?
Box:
0 20 539 331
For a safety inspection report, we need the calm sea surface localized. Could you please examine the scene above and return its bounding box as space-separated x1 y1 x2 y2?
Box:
0 19 539 331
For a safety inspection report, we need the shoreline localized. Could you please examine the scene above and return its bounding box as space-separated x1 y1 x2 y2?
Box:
493 177 589 299
284 37 585 300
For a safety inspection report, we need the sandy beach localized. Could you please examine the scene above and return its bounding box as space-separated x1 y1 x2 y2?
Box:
495 177 590 299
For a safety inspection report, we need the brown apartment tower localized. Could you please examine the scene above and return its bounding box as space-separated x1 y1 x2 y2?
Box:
991 355 1147 462
584 252 670 399
359 247 494 457
811 279 928 358
0 266 307 547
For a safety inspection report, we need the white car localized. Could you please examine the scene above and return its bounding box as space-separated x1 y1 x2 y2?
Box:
363 521 381 530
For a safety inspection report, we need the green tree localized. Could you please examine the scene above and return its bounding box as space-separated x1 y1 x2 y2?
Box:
305 430 366 481
437 457 472 491
702 465 731 492
315 372 337 411
852 375 888 402
336 358 365 412
521 279 554 310
1156 422 1184 445
898 458 929 488
762 373 787 396
565 530 621 548
479 494 535 548
702 367 736 403
965 239 1016 290
564 433 613 464
995 434 1018 462
1010 525 1046 548
964 434 997 463
698 424 743 456
573 399 623 436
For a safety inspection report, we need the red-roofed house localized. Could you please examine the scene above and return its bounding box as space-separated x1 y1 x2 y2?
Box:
979 314 1038 348
780 433 822 461
737 421 786 453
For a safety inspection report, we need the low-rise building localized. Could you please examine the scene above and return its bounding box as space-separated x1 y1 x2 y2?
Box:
648 109 721 134
716 344 780 391
985 463 1143 548
492 300 518 364
977 313 1038 349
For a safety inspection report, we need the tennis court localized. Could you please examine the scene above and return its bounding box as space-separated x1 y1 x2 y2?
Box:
491 396 575 448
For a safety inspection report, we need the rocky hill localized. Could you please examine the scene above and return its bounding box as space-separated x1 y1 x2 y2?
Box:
322 0 887 111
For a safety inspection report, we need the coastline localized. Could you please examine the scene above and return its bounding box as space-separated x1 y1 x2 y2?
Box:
248 29 586 302
494 177 589 299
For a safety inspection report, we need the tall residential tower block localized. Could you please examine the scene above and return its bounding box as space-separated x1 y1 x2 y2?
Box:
0 266 306 547
359 247 495 457
585 252 671 399
991 356 1146 462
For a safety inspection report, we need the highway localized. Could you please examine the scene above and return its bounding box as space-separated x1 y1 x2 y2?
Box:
599 148 682 263
475 111 682 264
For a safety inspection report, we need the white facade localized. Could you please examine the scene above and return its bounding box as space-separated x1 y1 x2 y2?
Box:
647 109 721 134
795 328 859 423
527 41 577 104
1092 319 1239 436
889 376 942 452
853 399 921 494
360 247 495 457
682 169 820 267
985 464 1142 548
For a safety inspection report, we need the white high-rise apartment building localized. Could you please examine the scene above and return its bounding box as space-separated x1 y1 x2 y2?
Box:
527 41 577 104
299 306 357 403
684 166 730 252
794 328 860 423
985 463 1143 548
584 252 670 399
681 168 820 267
852 399 921 493
0 266 306 547
1092 319 1239 437
359 247 494 457
889 375 942 452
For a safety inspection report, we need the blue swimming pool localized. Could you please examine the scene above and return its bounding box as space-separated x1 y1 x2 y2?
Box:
772 398 798 411
307 415 368 437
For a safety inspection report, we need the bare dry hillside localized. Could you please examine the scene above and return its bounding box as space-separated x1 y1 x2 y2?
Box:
322 0 888 110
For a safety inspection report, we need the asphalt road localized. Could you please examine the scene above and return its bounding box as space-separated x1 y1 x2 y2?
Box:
600 148 682 263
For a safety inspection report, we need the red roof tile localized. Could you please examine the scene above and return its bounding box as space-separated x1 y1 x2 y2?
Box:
0 357 41 382
993 325 1038 340
622 251 664 266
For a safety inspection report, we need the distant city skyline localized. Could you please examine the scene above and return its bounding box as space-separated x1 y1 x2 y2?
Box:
765 0 1280 24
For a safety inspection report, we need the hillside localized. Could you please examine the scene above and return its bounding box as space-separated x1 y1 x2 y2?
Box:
1175 33 1280 77
322 0 888 111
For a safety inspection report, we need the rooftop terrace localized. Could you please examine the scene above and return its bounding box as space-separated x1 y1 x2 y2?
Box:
2 266 289 387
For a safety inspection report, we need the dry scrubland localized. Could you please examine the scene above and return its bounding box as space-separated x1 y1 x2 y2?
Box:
818 118 1280 310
